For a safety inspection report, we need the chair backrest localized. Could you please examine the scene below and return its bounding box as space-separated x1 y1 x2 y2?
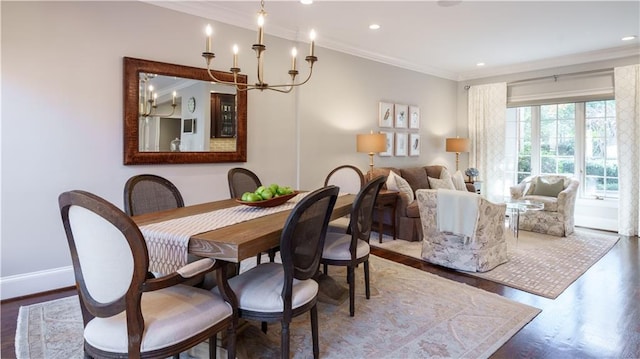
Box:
59 190 149 324
123 174 184 216
348 176 387 251
280 186 339 285
228 167 262 199
324 165 365 194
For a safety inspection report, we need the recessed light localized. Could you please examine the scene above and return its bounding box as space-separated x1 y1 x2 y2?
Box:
622 35 637 41
369 24 380 30
476 62 485 67
300 0 313 4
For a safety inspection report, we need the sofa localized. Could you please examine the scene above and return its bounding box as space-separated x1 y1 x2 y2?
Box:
416 189 508 272
510 175 579 237
369 165 475 242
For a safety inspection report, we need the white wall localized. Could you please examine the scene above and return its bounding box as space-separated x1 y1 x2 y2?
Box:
1 1 458 299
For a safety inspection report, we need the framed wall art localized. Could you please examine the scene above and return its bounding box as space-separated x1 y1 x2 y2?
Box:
380 131 394 157
409 133 420 156
378 102 394 128
395 132 408 156
394 104 408 128
409 105 420 130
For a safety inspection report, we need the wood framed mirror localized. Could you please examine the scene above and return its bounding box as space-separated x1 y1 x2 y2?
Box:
123 57 247 164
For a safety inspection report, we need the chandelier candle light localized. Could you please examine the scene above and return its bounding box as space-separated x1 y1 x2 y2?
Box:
140 75 177 117
201 0 318 93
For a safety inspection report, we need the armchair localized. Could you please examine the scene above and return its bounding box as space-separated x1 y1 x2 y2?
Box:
416 189 508 272
510 175 579 237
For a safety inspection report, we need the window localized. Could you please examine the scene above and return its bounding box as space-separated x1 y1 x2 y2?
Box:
505 100 618 199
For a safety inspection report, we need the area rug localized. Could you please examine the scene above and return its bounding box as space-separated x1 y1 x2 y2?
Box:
16 256 540 359
371 229 620 299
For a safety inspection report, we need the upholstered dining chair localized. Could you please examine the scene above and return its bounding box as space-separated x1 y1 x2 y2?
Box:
227 167 262 199
123 174 184 216
227 167 279 265
59 190 236 359
321 175 386 317
324 164 365 194
218 185 339 359
324 165 365 232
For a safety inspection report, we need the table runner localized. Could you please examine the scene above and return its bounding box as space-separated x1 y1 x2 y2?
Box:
140 193 310 274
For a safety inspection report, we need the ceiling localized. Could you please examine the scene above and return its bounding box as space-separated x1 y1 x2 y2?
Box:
147 1 640 81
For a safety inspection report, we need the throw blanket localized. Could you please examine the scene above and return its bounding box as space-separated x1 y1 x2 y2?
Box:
436 189 480 239
140 193 310 274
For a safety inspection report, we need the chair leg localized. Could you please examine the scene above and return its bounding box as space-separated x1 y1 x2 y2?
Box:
256 253 262 265
323 263 328 275
261 321 268 333
311 305 319 358
268 248 277 262
209 334 217 359
364 260 370 299
226 322 236 359
348 266 355 317
281 321 290 359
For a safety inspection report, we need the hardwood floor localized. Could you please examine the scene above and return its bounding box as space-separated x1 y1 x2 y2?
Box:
2 233 638 358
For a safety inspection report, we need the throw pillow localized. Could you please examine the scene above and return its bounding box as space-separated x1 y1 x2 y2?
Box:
451 170 467 191
386 171 414 202
428 176 455 190
531 177 564 197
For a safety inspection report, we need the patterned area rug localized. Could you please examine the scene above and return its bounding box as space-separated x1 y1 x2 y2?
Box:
371 228 620 299
16 256 540 359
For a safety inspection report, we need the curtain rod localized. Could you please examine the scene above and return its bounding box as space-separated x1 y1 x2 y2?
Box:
464 68 613 90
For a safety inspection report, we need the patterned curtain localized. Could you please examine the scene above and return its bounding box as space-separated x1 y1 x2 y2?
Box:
468 83 507 203
614 65 640 236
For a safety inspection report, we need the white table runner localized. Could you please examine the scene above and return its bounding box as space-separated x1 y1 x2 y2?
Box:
140 193 310 274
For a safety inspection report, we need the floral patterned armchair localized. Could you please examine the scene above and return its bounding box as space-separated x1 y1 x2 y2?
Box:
416 189 508 272
510 175 579 237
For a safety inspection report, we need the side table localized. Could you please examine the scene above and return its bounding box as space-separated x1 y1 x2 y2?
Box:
375 190 398 243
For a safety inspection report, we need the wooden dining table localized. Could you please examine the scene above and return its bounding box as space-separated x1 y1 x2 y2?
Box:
132 193 355 264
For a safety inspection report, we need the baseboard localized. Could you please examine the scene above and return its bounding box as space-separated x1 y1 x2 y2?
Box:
1 266 75 300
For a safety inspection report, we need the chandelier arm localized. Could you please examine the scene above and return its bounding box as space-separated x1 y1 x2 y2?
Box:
141 104 177 118
255 65 315 89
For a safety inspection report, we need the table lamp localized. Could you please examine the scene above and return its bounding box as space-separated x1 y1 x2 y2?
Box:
445 137 470 171
357 132 386 180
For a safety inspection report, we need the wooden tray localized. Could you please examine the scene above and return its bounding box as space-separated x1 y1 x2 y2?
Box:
235 191 299 208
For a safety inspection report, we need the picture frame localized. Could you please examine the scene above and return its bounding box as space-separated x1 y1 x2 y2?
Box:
378 102 394 128
379 131 394 157
183 118 196 134
409 133 420 156
395 132 408 156
394 104 408 128
409 105 420 130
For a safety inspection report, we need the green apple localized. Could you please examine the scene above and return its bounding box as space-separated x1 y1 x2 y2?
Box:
276 186 288 195
269 183 279 195
241 192 252 201
260 188 274 200
246 193 262 202
255 185 266 194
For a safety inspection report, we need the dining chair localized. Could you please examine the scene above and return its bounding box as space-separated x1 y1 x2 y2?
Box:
219 185 339 359
227 167 277 264
321 175 386 317
324 165 365 232
227 167 262 199
324 164 365 194
123 174 184 216
59 190 236 359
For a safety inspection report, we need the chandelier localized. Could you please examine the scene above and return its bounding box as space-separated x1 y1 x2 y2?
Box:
201 0 318 93
139 74 177 117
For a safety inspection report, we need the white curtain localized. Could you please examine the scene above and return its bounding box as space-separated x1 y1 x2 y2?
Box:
614 65 640 236
468 83 507 203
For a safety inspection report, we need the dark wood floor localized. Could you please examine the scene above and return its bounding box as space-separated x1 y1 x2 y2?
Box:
2 233 638 358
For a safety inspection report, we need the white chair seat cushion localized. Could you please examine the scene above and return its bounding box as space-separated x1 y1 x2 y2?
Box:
226 262 318 313
84 284 232 353
322 232 370 261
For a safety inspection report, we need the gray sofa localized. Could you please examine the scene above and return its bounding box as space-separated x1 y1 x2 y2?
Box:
369 165 475 242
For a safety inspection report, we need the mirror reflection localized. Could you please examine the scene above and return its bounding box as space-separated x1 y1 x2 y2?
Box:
138 73 236 153
123 57 247 165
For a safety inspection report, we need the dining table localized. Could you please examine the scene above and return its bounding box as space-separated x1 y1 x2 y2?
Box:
132 192 355 267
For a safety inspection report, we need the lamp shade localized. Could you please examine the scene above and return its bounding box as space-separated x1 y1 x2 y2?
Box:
357 133 386 153
445 137 470 153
